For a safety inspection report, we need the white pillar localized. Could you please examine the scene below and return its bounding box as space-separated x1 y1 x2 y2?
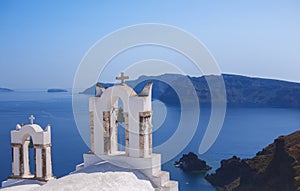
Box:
124 112 129 156
95 111 104 155
11 144 21 176
45 146 53 179
90 97 104 156
33 144 54 181
22 140 31 177
128 112 140 158
35 147 43 178
90 111 95 153
138 111 152 158
110 109 118 154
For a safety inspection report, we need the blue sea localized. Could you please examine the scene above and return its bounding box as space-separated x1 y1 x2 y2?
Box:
1 91 300 191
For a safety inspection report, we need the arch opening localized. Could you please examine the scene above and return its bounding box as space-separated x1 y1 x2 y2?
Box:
21 134 35 178
117 98 126 151
107 96 128 155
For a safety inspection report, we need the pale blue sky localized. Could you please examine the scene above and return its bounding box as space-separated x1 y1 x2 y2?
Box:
1 0 300 89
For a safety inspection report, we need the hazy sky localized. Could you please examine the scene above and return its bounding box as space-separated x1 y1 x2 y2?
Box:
1 0 300 89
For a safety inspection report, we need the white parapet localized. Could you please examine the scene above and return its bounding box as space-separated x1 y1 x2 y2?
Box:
80 153 177 190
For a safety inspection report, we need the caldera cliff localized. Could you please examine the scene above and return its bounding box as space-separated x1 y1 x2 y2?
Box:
206 131 300 191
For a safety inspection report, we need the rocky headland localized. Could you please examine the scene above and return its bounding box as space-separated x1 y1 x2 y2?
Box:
81 74 300 108
205 131 300 191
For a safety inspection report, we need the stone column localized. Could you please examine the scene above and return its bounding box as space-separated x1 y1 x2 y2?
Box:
149 117 153 155
34 147 36 175
89 111 95 153
42 148 46 178
34 144 53 181
19 144 23 176
34 146 43 179
10 143 22 177
45 146 53 179
110 108 118 154
22 140 32 178
103 111 111 154
139 111 152 158
124 112 129 156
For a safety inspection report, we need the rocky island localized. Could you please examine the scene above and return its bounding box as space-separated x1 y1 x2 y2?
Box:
205 131 300 191
47 88 68 93
174 152 211 172
0 88 13 92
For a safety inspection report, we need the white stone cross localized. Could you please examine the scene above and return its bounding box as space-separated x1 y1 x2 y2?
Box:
116 72 129 85
29 115 35 124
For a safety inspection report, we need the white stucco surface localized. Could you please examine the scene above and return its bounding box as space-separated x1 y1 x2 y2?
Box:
1 172 154 191
1 184 40 191
11 124 51 145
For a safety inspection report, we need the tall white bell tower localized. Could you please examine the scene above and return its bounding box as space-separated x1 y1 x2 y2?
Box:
81 73 178 191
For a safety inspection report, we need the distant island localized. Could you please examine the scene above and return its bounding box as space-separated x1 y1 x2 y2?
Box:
0 88 13 92
206 131 300 191
47 88 68 93
81 74 300 108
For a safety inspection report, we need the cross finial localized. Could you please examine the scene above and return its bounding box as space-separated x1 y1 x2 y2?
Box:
116 72 129 85
29 115 35 124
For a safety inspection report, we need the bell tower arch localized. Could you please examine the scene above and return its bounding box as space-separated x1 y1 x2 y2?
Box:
9 115 55 181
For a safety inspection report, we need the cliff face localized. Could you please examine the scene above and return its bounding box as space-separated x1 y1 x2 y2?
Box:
206 131 300 191
81 74 300 107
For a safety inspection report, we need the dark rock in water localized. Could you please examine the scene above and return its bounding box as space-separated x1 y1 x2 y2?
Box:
205 131 300 191
174 152 211 172
0 88 13 92
47 89 68 93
